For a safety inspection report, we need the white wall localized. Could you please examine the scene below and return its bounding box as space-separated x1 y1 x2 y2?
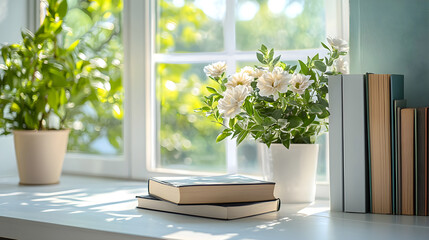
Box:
0 0 29 176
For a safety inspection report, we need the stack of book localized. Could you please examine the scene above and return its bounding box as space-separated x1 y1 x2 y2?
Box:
136 174 280 220
329 73 429 216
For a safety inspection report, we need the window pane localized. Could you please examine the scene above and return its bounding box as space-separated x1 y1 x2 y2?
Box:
156 0 225 53
64 0 124 155
156 63 226 172
236 0 326 51
316 132 328 182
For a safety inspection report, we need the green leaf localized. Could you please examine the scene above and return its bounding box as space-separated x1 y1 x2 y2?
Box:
309 104 323 114
288 116 303 128
262 117 276 126
271 55 281 66
304 89 310 102
10 102 21 113
321 42 330 50
244 100 253 115
228 118 236 128
216 129 232 142
236 130 249 145
260 44 267 53
47 89 59 111
60 88 67 105
272 109 283 119
268 49 274 61
24 112 37 129
57 0 68 19
312 53 320 61
282 139 291 149
254 109 263 124
256 52 265 64
298 60 309 75
250 125 264 132
302 114 316 127
67 39 80 52
206 86 217 94
314 60 327 72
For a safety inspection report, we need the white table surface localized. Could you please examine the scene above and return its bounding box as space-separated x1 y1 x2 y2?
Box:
0 175 429 240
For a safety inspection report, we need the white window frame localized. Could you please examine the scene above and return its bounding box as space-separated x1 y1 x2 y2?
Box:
56 0 349 198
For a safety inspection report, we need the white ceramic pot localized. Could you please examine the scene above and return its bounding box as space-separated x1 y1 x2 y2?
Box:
259 143 319 203
13 130 70 185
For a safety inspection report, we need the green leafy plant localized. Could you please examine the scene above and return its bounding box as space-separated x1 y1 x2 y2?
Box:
198 38 349 148
0 0 95 135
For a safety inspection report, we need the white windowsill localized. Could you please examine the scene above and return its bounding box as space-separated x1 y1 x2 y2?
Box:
0 175 428 240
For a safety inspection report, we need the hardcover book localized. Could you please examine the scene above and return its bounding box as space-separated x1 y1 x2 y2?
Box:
400 108 416 215
328 75 344 212
342 74 369 213
148 174 276 204
136 195 280 220
367 74 404 214
394 99 407 215
416 108 428 216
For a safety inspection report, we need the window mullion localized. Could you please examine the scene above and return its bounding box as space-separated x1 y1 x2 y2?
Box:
224 0 238 174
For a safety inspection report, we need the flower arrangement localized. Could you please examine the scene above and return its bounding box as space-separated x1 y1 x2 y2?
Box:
198 38 349 148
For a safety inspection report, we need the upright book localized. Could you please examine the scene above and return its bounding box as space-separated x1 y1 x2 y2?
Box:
148 175 275 204
400 108 416 215
136 195 280 220
394 99 407 215
342 74 369 213
328 75 344 212
416 108 428 216
367 74 404 214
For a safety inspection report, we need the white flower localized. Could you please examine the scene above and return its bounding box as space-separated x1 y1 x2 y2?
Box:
240 66 255 77
334 57 349 74
252 67 268 79
257 67 291 100
204 61 227 78
289 73 314 95
327 37 349 52
225 72 253 89
217 85 250 118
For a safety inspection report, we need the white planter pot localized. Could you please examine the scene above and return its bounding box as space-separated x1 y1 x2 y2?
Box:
13 130 70 185
259 143 319 203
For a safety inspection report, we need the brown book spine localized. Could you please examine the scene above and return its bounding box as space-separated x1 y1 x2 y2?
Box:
369 74 392 214
401 108 415 215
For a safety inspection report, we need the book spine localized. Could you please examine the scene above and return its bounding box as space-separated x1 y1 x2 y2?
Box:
328 75 344 212
390 75 405 214
368 74 392 214
343 74 368 213
417 108 426 215
401 108 415 215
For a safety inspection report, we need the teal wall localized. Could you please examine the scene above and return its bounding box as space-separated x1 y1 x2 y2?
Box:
350 0 429 107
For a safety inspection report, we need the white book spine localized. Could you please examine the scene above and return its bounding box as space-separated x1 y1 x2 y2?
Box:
328 75 344 212
343 74 368 213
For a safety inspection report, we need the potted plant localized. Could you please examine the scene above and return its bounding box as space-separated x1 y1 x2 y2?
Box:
198 38 349 202
0 0 93 184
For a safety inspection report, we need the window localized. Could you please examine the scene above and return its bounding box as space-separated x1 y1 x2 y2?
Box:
56 0 348 185
60 0 128 177
63 0 124 156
